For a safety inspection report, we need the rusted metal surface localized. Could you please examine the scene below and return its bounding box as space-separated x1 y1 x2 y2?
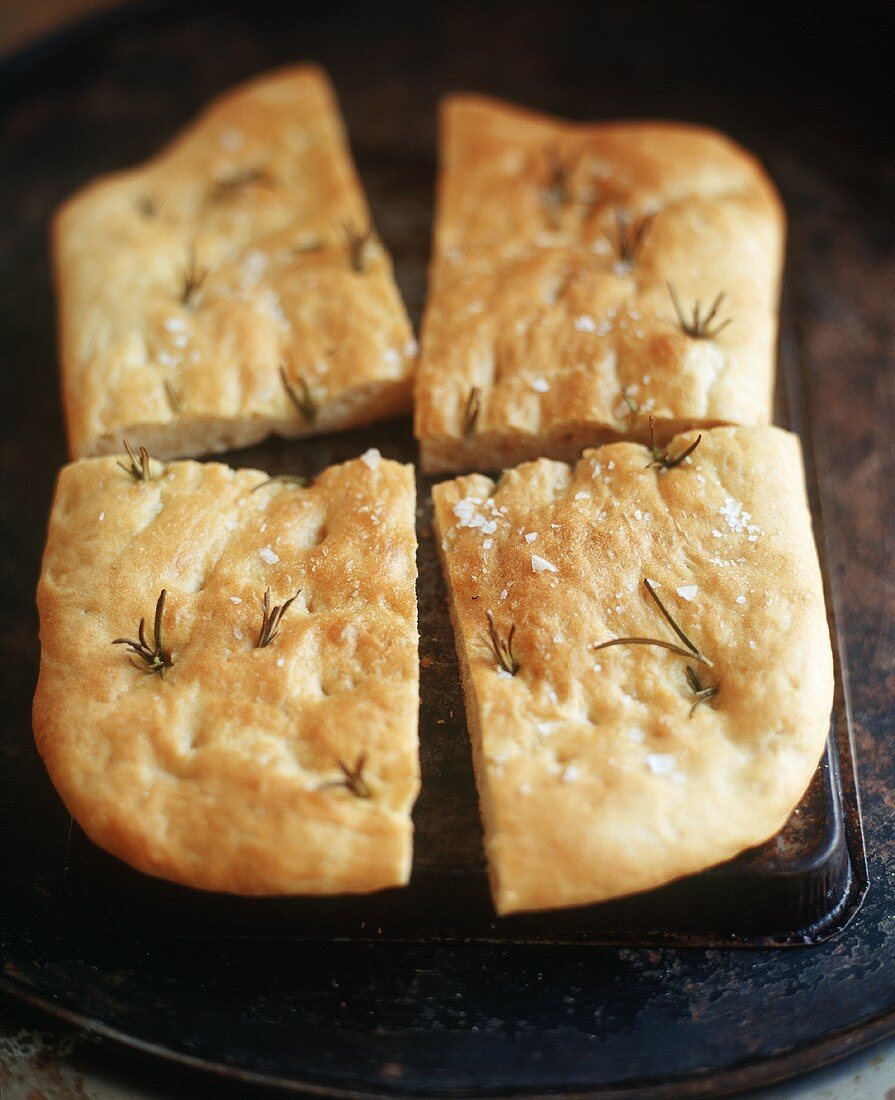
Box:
0 2 892 1096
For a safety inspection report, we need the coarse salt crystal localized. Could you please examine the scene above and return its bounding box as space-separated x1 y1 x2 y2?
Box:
259 547 279 564
574 491 590 500
483 538 493 550
98 512 105 521
562 763 581 784
218 126 244 151
736 594 747 604
524 531 537 543
530 377 550 393
574 314 597 332
230 596 242 604
646 753 675 775
677 585 698 601
531 554 558 574
360 447 381 469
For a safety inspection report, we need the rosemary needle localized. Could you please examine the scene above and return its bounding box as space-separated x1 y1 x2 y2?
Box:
646 416 701 469
486 610 519 675
319 753 372 799
112 590 173 677
256 587 300 648
463 386 482 438
667 282 732 340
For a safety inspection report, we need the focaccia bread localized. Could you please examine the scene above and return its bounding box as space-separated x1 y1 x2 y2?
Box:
53 65 416 461
33 449 420 894
432 426 832 914
416 95 785 473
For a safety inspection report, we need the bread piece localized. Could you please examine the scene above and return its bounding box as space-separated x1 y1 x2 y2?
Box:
33 450 419 894
432 426 832 914
416 95 785 473
53 66 417 461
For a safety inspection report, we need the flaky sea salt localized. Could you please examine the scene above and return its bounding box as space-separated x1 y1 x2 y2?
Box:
531 554 558 574
646 753 675 775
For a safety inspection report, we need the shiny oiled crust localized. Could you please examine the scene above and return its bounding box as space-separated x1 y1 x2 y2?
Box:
53 65 416 461
432 427 832 914
416 95 785 473
33 453 420 894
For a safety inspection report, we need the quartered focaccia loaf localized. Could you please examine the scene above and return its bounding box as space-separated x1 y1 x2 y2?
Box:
54 65 416 461
432 426 832 914
416 95 785 473
33 450 420 894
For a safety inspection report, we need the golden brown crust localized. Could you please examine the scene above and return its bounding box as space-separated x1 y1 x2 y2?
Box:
33 451 419 894
416 95 785 473
53 65 416 461
432 426 832 914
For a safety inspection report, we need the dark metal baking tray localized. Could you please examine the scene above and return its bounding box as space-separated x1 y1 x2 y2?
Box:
0 2 889 1097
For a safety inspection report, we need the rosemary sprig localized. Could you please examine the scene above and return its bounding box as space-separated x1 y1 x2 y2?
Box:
112 590 173 677
256 586 300 648
463 386 482 438
685 665 720 716
288 238 325 257
541 147 576 228
251 474 310 492
605 209 653 269
645 416 701 469
622 388 639 416
343 219 375 273
164 381 181 414
486 610 519 675
208 166 276 202
667 282 732 340
180 246 207 309
135 193 159 218
594 579 712 667
280 366 318 424
319 753 372 799
117 439 158 481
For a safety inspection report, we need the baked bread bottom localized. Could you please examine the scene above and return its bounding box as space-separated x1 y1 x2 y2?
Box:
432 426 832 914
33 450 420 894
